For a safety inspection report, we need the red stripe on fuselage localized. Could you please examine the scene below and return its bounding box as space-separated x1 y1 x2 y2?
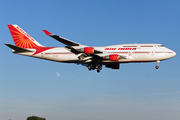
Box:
33 47 55 55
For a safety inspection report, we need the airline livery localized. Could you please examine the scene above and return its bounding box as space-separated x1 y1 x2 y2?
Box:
5 25 176 73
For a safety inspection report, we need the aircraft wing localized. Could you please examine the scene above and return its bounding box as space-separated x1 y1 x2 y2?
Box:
43 30 80 46
43 30 128 62
43 30 103 54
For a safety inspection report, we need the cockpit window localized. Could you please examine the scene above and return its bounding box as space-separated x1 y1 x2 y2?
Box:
160 45 164 47
158 45 164 47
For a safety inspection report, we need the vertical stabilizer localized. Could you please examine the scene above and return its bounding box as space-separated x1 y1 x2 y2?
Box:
8 25 43 48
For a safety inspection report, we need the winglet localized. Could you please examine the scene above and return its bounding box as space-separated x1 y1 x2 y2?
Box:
43 30 53 35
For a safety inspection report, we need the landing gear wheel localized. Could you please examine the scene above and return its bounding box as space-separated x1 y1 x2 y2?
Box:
95 63 102 70
155 60 160 69
155 65 159 69
87 63 102 72
87 64 92 71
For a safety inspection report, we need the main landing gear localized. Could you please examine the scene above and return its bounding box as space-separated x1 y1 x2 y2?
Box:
155 60 160 69
87 63 102 73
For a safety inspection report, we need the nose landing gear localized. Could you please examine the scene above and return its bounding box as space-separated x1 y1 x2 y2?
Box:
155 60 160 69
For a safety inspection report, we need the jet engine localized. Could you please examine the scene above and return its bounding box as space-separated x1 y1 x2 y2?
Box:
84 47 94 54
77 47 94 54
109 54 119 61
76 47 103 54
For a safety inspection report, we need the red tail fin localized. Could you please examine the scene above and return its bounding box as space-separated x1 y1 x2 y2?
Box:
8 25 43 49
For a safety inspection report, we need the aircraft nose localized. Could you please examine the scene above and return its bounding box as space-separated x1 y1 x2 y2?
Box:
173 51 176 57
170 50 176 57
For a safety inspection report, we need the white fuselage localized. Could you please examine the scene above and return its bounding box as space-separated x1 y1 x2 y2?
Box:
15 43 176 64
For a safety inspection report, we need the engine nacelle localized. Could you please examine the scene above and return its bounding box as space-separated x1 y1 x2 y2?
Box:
109 54 119 61
84 47 94 54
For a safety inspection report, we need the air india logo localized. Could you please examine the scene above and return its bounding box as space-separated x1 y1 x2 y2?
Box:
9 25 39 48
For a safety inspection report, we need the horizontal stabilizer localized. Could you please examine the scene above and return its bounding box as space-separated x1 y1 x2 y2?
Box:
5 43 33 52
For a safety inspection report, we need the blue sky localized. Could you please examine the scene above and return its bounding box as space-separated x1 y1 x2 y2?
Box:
0 0 180 120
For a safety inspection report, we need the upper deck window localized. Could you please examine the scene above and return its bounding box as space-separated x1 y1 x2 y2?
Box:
123 46 137 47
141 46 153 47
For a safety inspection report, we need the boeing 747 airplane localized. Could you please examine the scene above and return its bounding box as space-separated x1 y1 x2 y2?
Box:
5 25 176 73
